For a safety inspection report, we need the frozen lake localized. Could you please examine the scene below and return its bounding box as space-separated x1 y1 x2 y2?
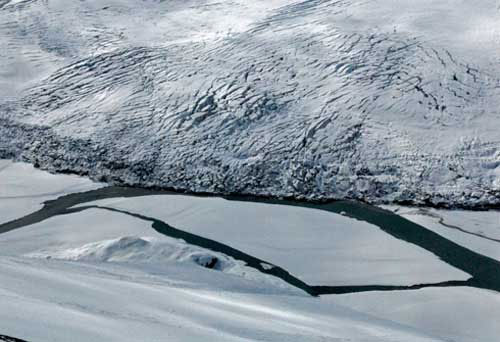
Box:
1 160 500 341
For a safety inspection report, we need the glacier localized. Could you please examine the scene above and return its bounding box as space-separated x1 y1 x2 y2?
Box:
1 0 500 207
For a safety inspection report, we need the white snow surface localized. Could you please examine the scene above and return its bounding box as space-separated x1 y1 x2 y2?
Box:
0 159 102 224
80 195 470 286
0 167 443 342
0 257 443 342
0 206 301 293
1 0 499 206
327 286 500 342
28 234 301 295
0 160 497 341
1 207 296 292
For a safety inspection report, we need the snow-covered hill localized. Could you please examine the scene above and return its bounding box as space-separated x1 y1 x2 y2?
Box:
1 0 500 206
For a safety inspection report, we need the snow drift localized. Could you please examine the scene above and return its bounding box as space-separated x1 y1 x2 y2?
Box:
26 235 297 291
29 235 239 271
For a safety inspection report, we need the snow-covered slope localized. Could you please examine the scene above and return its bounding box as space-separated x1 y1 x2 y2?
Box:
1 0 500 206
329 286 500 342
2 159 500 341
0 256 443 342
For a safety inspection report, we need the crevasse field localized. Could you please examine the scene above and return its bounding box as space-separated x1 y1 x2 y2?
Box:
1 1 500 341
1 0 499 206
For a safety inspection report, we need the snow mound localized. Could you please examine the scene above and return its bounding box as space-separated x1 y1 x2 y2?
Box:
30 236 229 269
27 236 296 290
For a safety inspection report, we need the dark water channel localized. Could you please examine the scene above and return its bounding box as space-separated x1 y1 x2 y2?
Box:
1 186 499 296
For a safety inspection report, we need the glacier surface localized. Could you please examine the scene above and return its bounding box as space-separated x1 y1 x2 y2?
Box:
1 0 500 206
